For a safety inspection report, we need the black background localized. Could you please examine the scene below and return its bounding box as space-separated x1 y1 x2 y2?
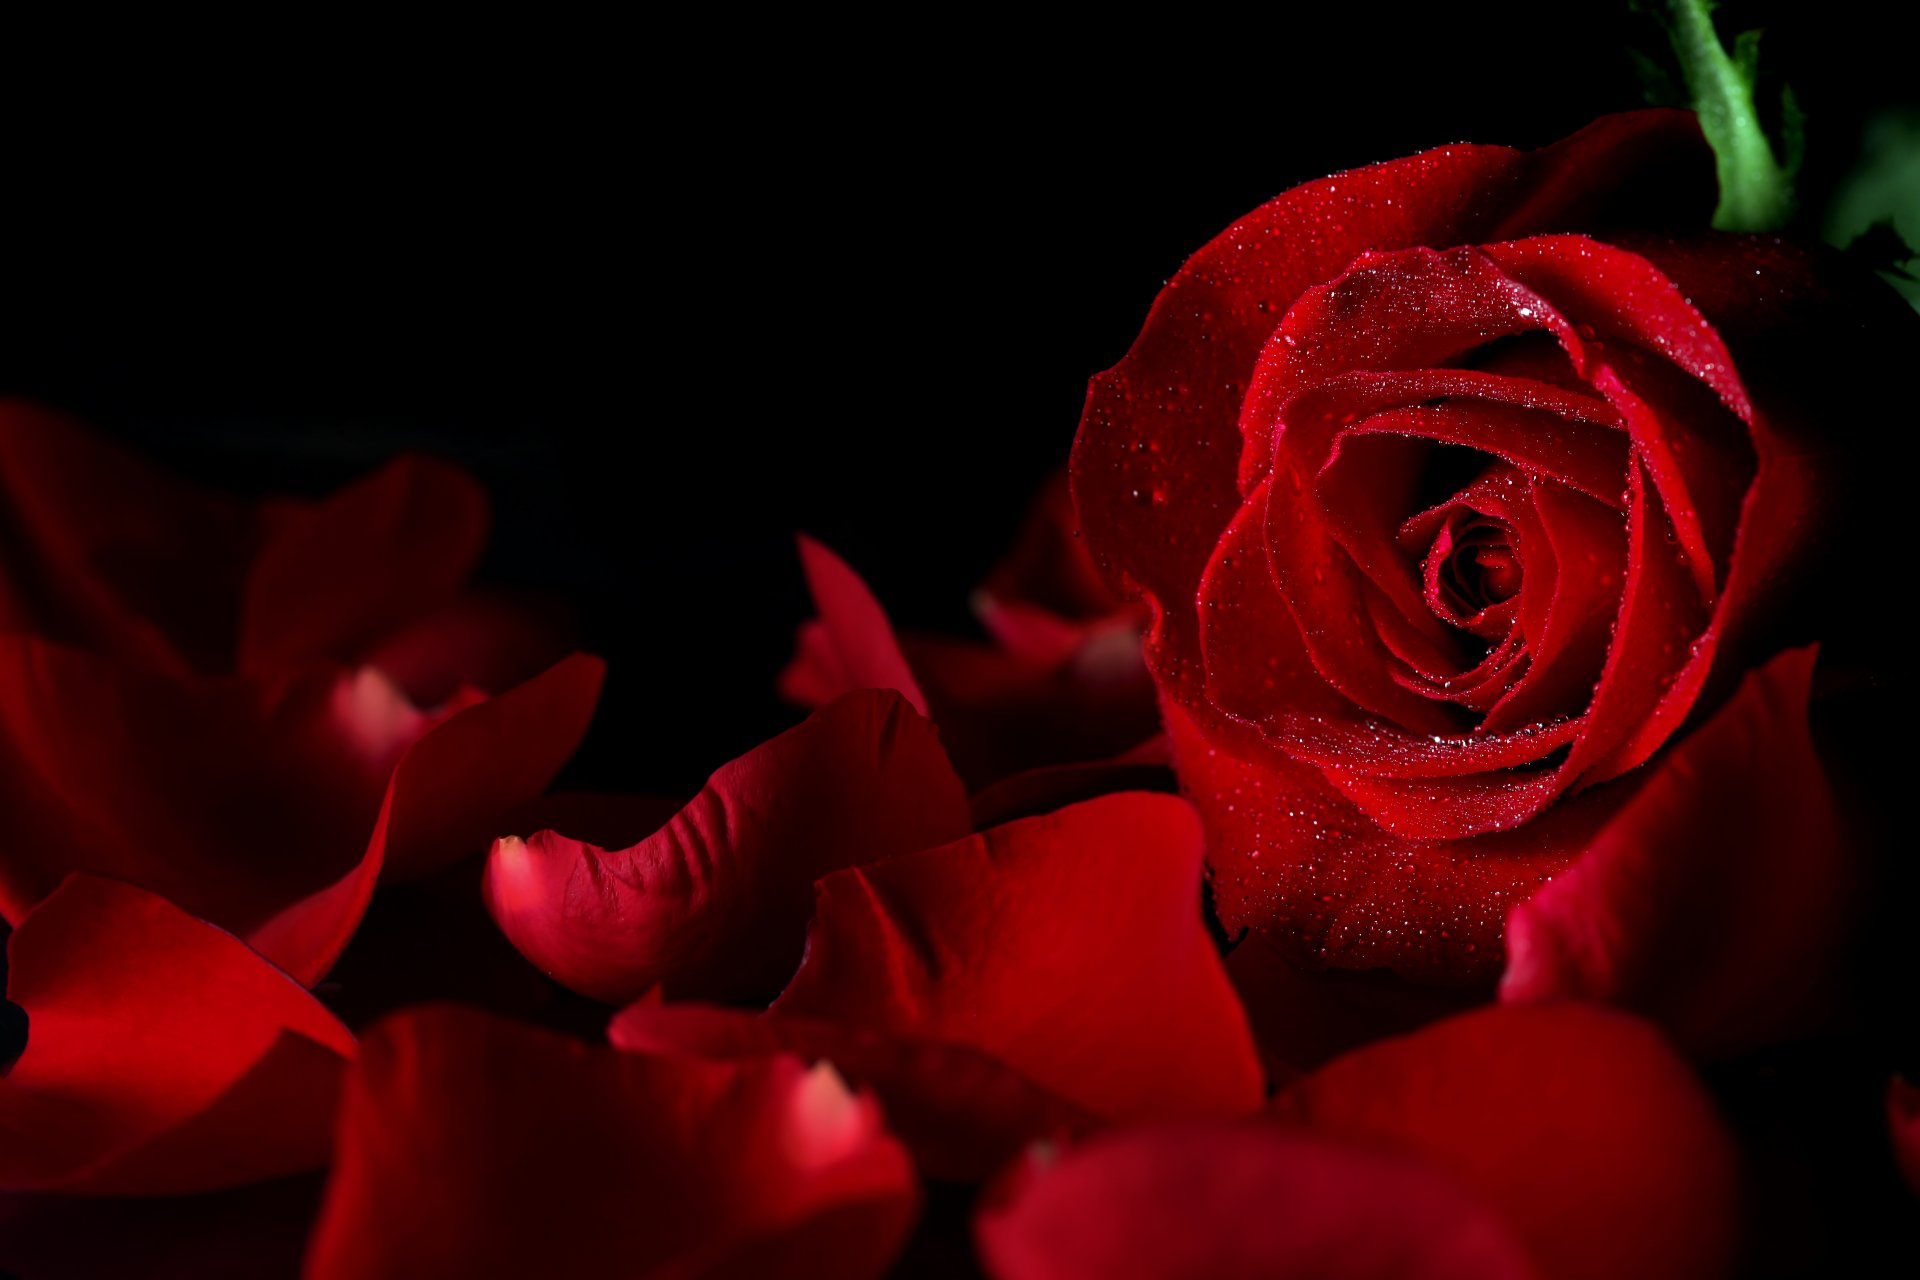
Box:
3 6 1908 790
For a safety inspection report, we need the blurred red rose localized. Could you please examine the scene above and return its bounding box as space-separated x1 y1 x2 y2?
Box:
0 405 602 984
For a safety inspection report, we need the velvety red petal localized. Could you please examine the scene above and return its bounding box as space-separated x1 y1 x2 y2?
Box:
772 793 1264 1122
0 641 437 939
1487 109 1713 238
610 1002 1093 1182
0 401 253 674
1479 482 1624 734
1271 1003 1739 1280
0 875 354 1195
1501 648 1850 1058
237 455 488 675
975 1126 1537 1280
790 534 928 716
1198 479 1364 736
484 689 970 1004
1890 1079 1920 1198
776 618 852 708
304 1005 917 1280
1170 698 1612 985
254 653 605 984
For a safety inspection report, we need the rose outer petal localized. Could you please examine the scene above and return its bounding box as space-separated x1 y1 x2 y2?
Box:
609 1002 1094 1182
1501 647 1852 1058
975 1126 1538 1280
483 689 972 1004
1271 1003 1739 1280
0 875 355 1195
303 1005 918 1280
772 793 1265 1122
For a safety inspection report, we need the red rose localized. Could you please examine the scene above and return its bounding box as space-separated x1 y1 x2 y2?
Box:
1071 110 1900 1050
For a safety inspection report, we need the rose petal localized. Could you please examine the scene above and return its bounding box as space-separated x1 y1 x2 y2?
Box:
304 1005 917 1280
786 533 928 715
1501 647 1851 1058
484 689 970 1004
772 792 1264 1122
0 875 354 1195
974 1125 1537 1280
1170 697 1611 985
247 656 601 985
609 1001 1094 1181
0 641 436 941
237 455 488 676
0 401 253 674
1271 1003 1739 1280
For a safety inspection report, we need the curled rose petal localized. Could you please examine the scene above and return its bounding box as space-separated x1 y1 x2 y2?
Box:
0 875 354 1196
1271 1003 1739 1280
610 1001 1094 1182
772 793 1265 1122
483 689 971 1004
1500 647 1850 1058
782 534 928 715
304 1005 917 1280
782 535 1158 786
0 643 442 951
975 1126 1537 1280
254 653 606 985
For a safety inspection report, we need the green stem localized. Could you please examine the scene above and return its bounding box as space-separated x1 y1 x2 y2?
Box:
1665 0 1795 231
